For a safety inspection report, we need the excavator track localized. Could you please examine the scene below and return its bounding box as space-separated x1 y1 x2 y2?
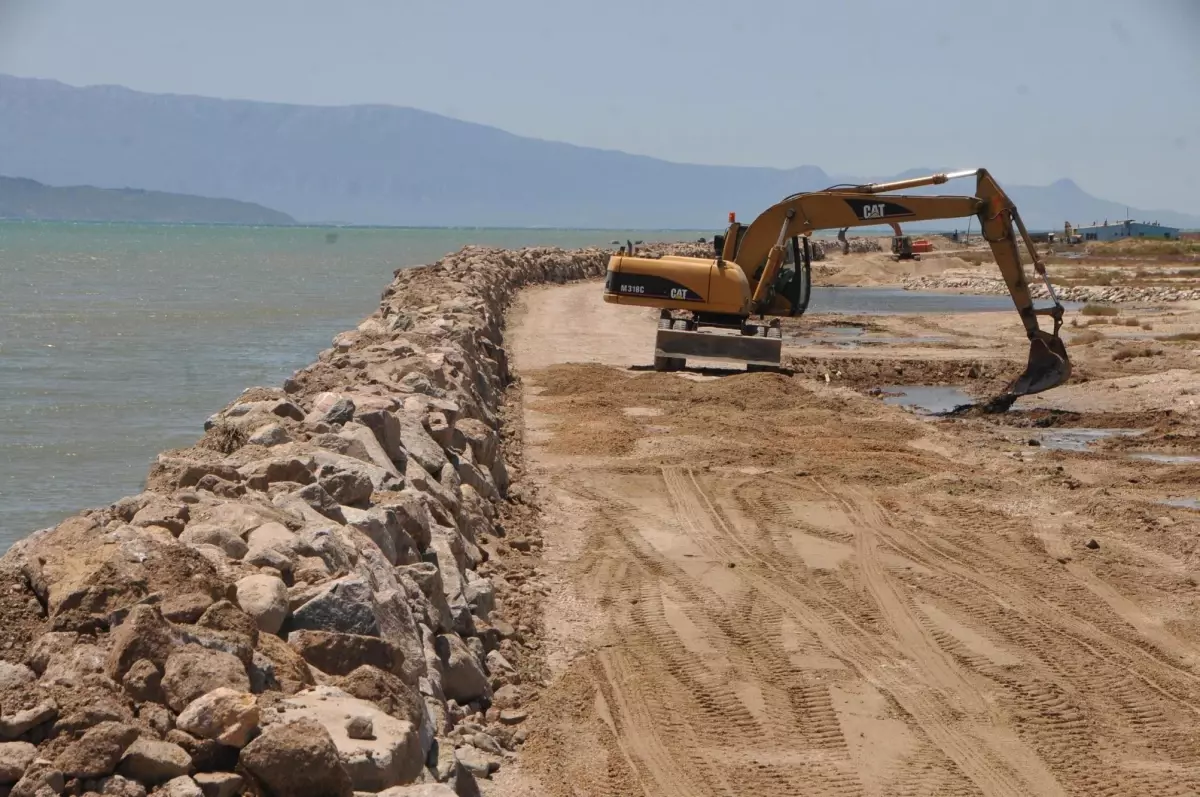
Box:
653 314 782 372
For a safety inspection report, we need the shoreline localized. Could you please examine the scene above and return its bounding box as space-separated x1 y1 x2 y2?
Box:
0 242 695 795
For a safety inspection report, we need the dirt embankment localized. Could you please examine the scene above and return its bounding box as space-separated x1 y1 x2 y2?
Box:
0 243 701 797
487 278 1200 797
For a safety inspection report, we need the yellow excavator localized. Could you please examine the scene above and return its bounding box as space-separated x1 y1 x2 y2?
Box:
602 168 1071 396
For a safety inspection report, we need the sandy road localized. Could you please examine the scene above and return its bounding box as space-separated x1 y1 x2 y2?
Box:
495 281 1200 797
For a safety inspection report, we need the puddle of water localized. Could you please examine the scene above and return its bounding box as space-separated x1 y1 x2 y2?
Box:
1161 498 1200 510
879 385 973 415
1130 453 1200 464
815 325 865 336
1035 428 1145 452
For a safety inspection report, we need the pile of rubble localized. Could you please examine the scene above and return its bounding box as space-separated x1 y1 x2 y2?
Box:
902 274 1200 303
0 242 657 796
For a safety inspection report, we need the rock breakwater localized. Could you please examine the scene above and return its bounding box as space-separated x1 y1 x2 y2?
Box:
0 243 653 796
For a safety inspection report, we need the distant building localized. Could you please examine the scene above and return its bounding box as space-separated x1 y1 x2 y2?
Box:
1073 219 1179 242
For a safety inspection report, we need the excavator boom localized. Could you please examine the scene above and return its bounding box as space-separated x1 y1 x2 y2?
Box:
603 168 1071 397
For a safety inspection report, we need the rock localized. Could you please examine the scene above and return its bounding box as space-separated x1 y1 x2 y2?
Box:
310 450 402 495
490 684 520 710
106 605 177 681
163 775 204 797
122 659 163 703
278 686 426 792
316 467 375 507
498 709 526 725
178 524 248 560
377 786 458 797
26 632 78 677
0 701 58 739
463 573 494 620
453 745 498 779
244 551 293 581
335 666 427 738
117 737 191 784
175 688 258 749
138 703 173 737
485 651 514 677
239 457 315 491
197 600 260 648
165 729 238 774
455 419 497 469
193 772 243 797
161 593 217 624
345 715 373 740
322 398 356 426
470 732 502 756
244 521 299 560
96 773 147 797
0 741 37 783
293 483 347 524
338 422 404 479
290 577 380 637
235 575 288 635
386 491 433 551
434 635 489 704
455 459 495 501
173 624 254 668
248 424 291 448
399 415 447 477
343 507 402 566
1086 539 1100 550
132 501 189 536
0 662 35 693
355 411 406 469
397 564 453 633
249 650 280 694
287 630 400 678
162 646 250 712
55 721 140 778
254 634 314 695
9 759 65 797
238 716 353 797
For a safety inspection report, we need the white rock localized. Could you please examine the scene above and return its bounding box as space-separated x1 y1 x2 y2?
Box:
235 574 288 634
280 685 427 792
175 688 259 748
0 741 37 784
163 775 204 797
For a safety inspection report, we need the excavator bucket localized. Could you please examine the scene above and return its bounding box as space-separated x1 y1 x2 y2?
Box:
1009 332 1071 396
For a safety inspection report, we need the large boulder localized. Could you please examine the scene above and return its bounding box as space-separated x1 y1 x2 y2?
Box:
237 456 315 491
235 575 288 635
434 634 489 704
399 415 447 476
175 688 259 748
278 686 427 792
238 716 353 797
289 577 379 637
335 666 431 752
0 741 37 784
54 721 140 779
107 605 177 681
117 737 192 784
287 630 400 678
356 410 406 470
163 775 205 797
178 523 249 560
397 563 453 634
162 646 250 712
338 422 404 478
254 634 314 695
193 772 244 797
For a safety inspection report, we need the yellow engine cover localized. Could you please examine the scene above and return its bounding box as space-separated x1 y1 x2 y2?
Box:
602 255 751 316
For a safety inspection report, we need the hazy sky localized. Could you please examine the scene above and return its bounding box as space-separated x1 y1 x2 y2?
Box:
2 0 1198 213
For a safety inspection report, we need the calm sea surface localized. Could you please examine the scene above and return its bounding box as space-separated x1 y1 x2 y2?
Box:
0 222 1048 550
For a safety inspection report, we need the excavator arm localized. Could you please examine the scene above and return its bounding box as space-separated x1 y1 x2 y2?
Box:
730 168 1070 395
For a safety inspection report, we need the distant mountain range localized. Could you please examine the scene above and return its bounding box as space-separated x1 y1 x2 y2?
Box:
1 74 1196 231
0 175 293 225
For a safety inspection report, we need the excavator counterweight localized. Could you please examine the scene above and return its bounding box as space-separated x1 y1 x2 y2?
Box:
602 168 1071 398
